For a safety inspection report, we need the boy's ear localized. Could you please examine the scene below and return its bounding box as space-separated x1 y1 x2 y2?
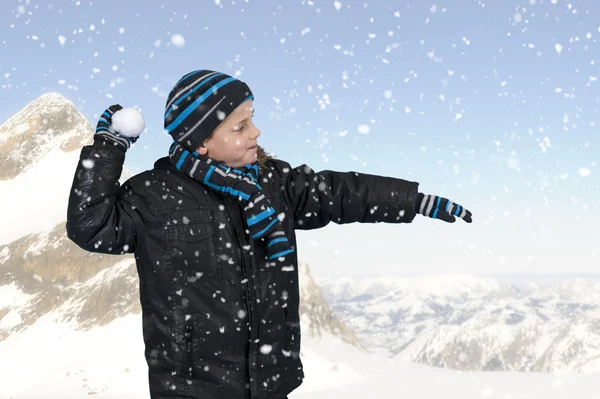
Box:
196 142 209 155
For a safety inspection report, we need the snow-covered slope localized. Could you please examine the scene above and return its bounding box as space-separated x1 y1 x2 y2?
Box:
318 274 600 374
1 313 598 399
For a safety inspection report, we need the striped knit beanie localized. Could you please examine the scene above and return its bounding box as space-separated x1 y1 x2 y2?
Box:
164 70 254 152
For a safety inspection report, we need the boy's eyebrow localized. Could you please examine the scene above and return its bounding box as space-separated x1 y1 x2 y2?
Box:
234 111 255 126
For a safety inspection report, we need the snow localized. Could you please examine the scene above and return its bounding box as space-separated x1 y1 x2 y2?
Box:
0 121 29 143
555 43 563 53
0 148 81 246
357 124 370 134
23 231 51 258
111 108 145 138
0 245 10 264
578 167 591 177
0 282 38 330
170 34 185 48
1 314 599 398
320 273 501 299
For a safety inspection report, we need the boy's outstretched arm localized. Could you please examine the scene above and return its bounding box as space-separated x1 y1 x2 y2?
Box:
280 163 473 230
66 104 146 255
280 163 419 230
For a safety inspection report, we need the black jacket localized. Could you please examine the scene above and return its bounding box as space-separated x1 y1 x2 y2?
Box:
66 140 420 399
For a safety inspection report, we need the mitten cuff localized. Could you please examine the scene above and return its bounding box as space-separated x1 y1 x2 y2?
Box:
415 192 425 214
93 136 128 153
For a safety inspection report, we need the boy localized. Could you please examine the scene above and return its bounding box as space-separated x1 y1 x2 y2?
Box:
67 69 472 399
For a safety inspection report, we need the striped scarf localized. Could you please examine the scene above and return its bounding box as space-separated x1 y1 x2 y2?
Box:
168 141 295 261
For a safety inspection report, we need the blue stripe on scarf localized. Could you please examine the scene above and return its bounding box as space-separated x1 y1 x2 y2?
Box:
216 164 261 187
203 166 251 200
222 186 250 199
176 150 189 170
164 73 223 120
102 111 110 118
269 248 295 259
219 164 256 180
252 218 279 239
247 207 275 227
268 237 288 247
165 77 236 132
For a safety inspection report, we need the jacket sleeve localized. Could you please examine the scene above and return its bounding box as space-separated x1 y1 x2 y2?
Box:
280 162 420 230
66 141 146 254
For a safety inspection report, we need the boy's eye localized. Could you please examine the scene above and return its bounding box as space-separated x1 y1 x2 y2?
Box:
233 113 254 132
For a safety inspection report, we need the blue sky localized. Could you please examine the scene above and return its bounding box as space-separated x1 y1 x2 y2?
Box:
1 0 598 279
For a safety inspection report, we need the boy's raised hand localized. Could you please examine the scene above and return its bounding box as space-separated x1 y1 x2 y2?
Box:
94 104 144 151
416 193 473 223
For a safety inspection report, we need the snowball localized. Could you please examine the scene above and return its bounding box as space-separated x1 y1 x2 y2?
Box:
111 108 145 138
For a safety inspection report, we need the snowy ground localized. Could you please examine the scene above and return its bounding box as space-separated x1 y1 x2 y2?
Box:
1 313 599 398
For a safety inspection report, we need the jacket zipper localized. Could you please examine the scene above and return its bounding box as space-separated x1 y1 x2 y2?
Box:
237 247 254 327
185 324 194 378
222 201 254 331
283 306 290 351
222 198 260 397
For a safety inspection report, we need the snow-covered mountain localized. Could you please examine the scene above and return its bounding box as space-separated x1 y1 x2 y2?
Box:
0 92 90 180
0 93 142 342
317 274 600 374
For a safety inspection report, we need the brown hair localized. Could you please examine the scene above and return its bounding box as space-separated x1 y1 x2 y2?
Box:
257 144 275 172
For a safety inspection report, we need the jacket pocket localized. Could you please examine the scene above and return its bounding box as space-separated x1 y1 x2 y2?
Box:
166 208 223 283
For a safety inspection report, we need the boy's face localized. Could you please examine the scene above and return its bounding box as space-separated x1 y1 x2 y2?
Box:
195 100 260 168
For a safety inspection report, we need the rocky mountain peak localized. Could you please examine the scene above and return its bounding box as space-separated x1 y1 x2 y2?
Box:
0 92 93 180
